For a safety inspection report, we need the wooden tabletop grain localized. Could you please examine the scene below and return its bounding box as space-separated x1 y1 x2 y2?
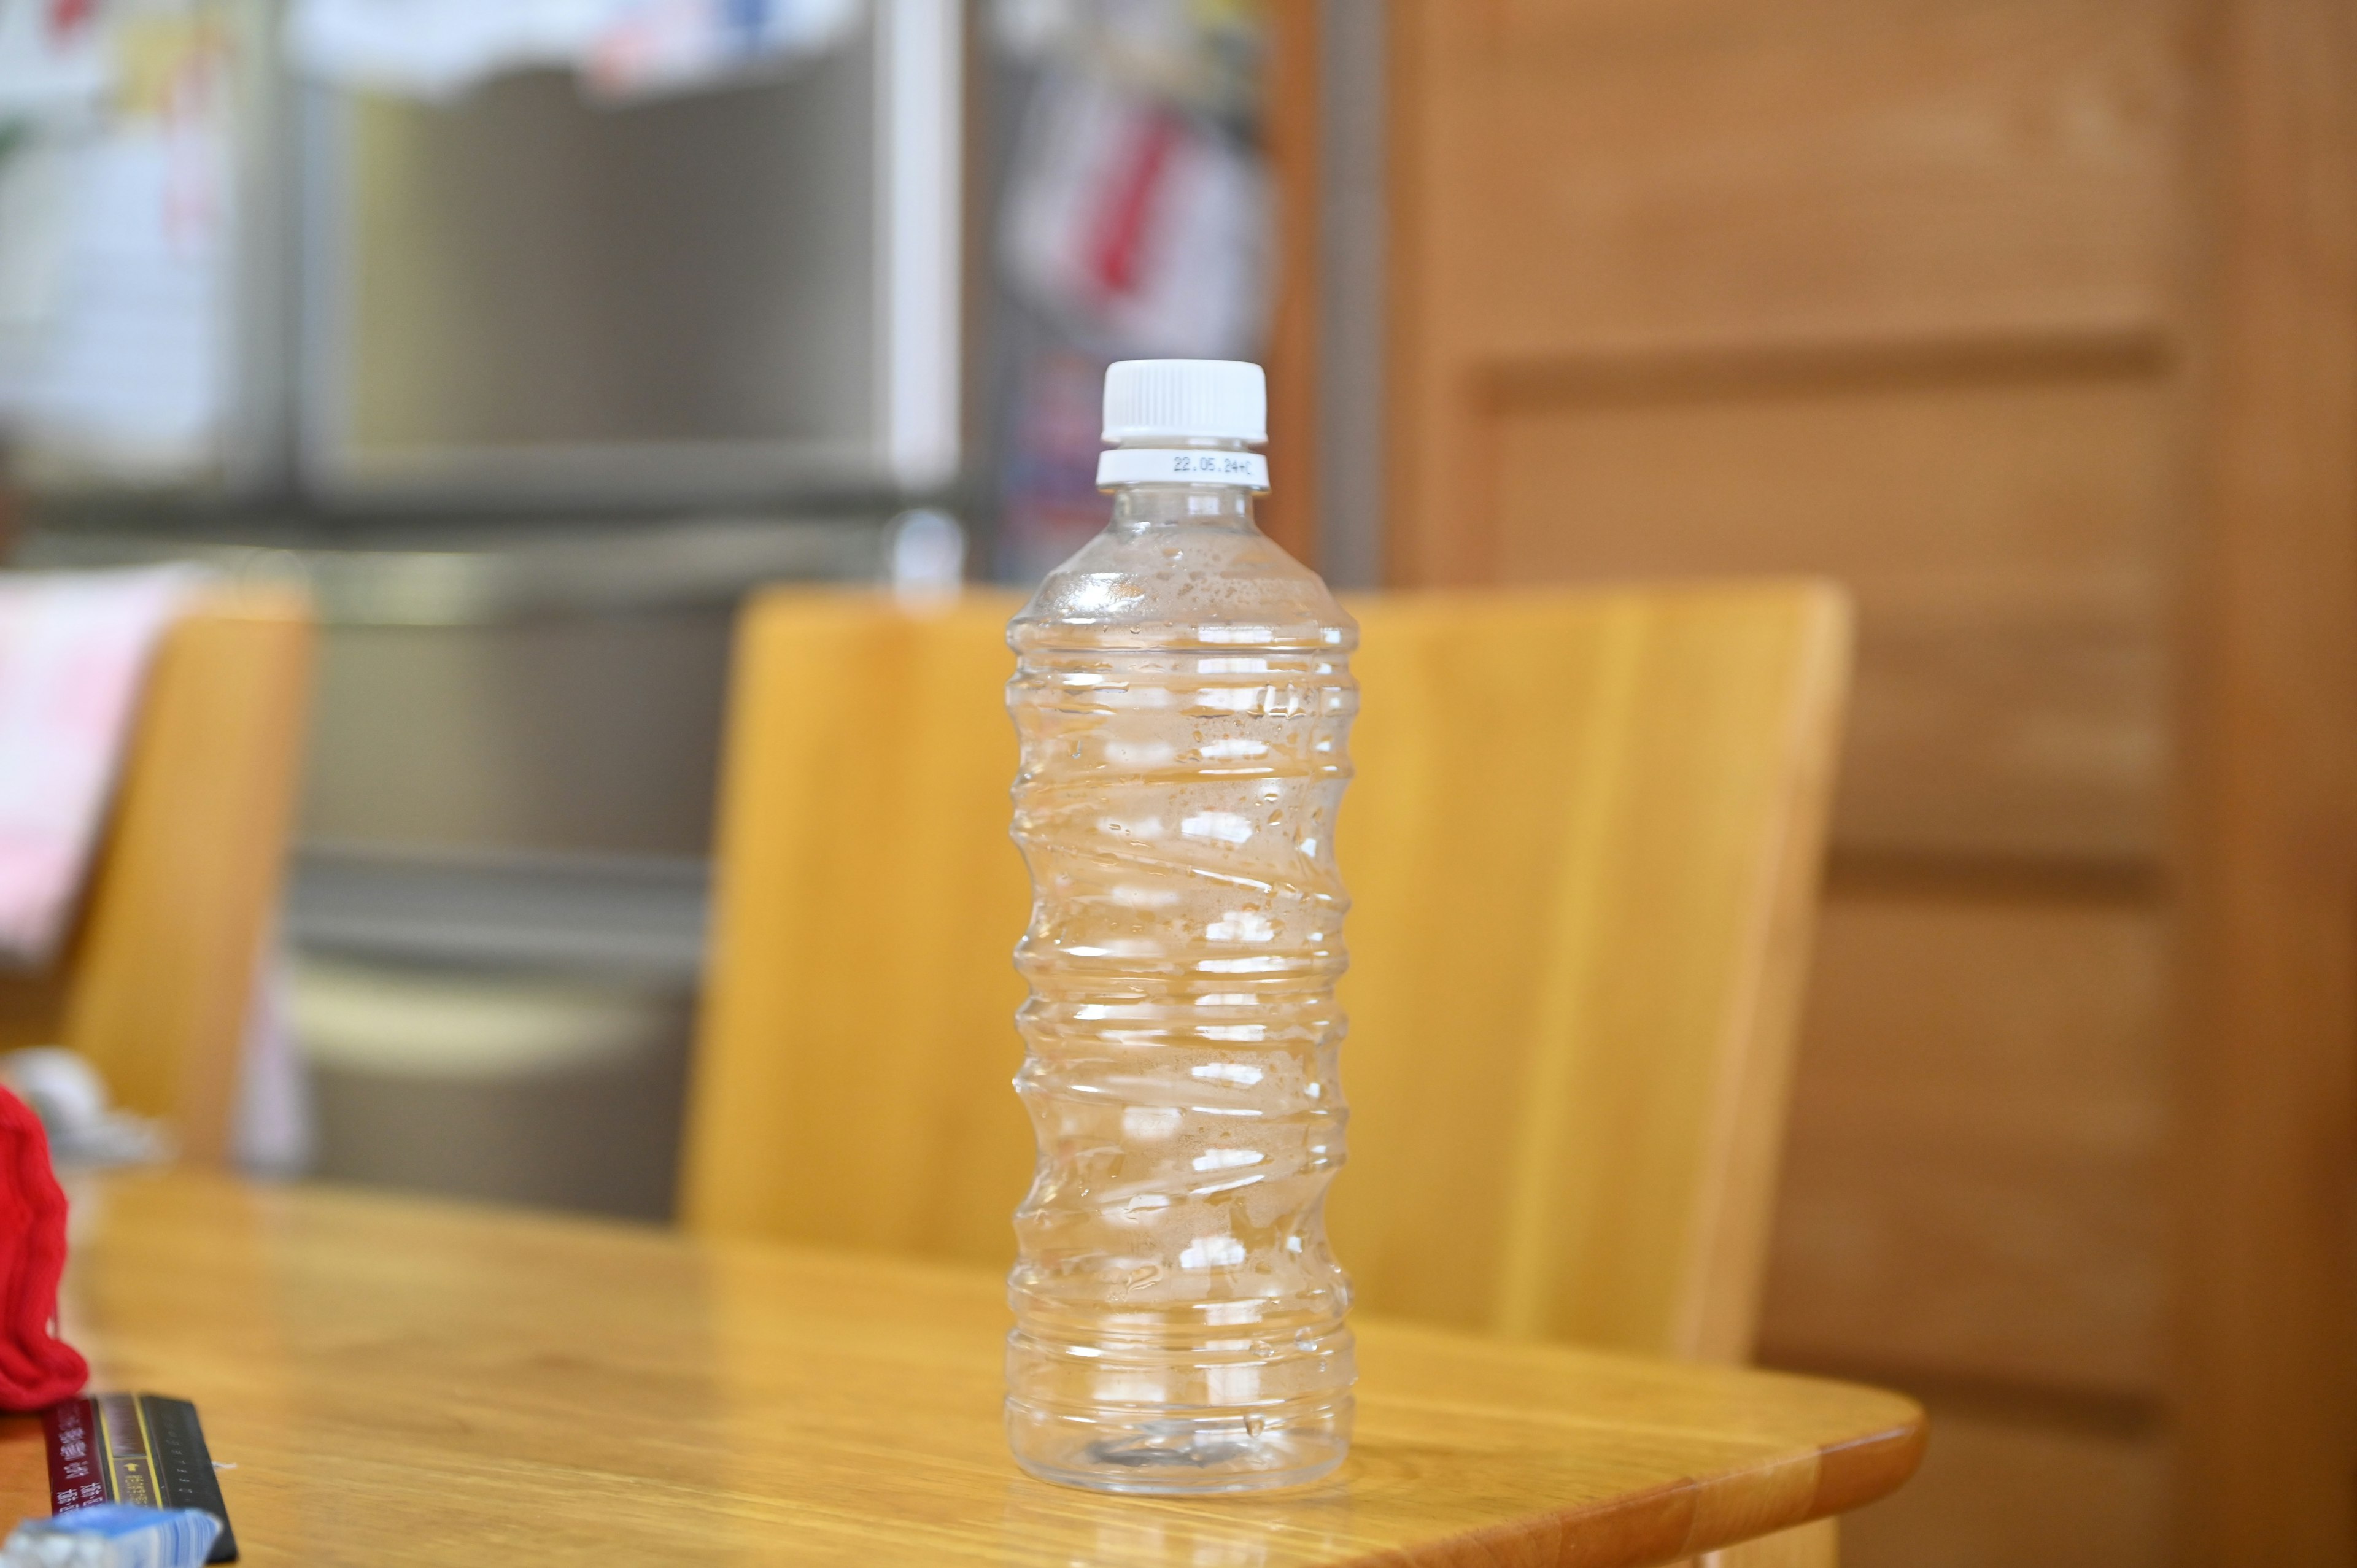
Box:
0 1173 1922 1566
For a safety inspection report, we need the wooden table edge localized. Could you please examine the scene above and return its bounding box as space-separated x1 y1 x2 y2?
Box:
1331 1405 1927 1568
53 1174 1932 1568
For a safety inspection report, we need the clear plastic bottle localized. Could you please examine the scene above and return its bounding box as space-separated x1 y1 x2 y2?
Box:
1004 360 1358 1494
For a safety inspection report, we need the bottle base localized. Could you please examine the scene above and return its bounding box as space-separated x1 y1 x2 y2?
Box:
1007 1397 1350 1496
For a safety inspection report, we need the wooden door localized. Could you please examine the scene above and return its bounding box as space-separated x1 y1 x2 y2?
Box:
1376 1 2189 1561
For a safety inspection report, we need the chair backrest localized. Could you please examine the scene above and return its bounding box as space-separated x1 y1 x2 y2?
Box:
0 587 317 1165
682 581 1849 1362
1326 585 1848 1362
682 589 1034 1257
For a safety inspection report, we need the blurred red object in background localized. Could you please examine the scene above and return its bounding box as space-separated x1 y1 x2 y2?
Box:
0 1085 85 1411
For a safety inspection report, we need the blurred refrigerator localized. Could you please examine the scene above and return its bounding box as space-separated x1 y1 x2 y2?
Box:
1 0 963 508
0 0 968 1213
297 1 962 509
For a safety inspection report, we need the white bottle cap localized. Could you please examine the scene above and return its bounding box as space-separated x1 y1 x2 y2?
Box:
1101 360 1267 444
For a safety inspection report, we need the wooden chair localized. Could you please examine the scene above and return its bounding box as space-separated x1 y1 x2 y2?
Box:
0 587 317 1165
682 583 1853 1560
685 577 1848 1315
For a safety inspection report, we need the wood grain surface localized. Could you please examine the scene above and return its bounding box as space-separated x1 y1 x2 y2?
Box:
1372 0 2191 1556
1762 886 2168 1396
1329 585 1849 1365
2178 0 2357 1553
1260 0 1321 568
0 1173 1923 1566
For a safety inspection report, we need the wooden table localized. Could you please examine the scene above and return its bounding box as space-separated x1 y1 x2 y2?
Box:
0 1173 1923 1565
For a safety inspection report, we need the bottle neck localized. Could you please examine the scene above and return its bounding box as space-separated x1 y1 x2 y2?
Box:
1104 436 1263 534
1107 484 1258 533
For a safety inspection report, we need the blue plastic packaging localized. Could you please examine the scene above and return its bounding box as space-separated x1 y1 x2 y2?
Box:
1 1505 222 1568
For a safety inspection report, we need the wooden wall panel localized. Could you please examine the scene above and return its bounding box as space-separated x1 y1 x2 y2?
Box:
1408 0 2178 350
1488 368 2168 587
1760 889 2167 1394
1838 1403 2170 1568
1484 371 2171 859
1380 0 2198 1556
1391 0 2186 585
1841 582 2161 862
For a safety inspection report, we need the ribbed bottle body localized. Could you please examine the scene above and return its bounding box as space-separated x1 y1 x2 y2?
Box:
1004 508 1357 1494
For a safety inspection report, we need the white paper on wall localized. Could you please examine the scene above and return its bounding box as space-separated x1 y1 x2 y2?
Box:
999 68 1268 361
285 0 864 102
0 0 108 120
0 136 74 340
12 123 228 466
0 7 235 477
0 0 110 366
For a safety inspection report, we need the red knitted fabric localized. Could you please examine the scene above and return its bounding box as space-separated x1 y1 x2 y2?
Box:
0 1087 85 1409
